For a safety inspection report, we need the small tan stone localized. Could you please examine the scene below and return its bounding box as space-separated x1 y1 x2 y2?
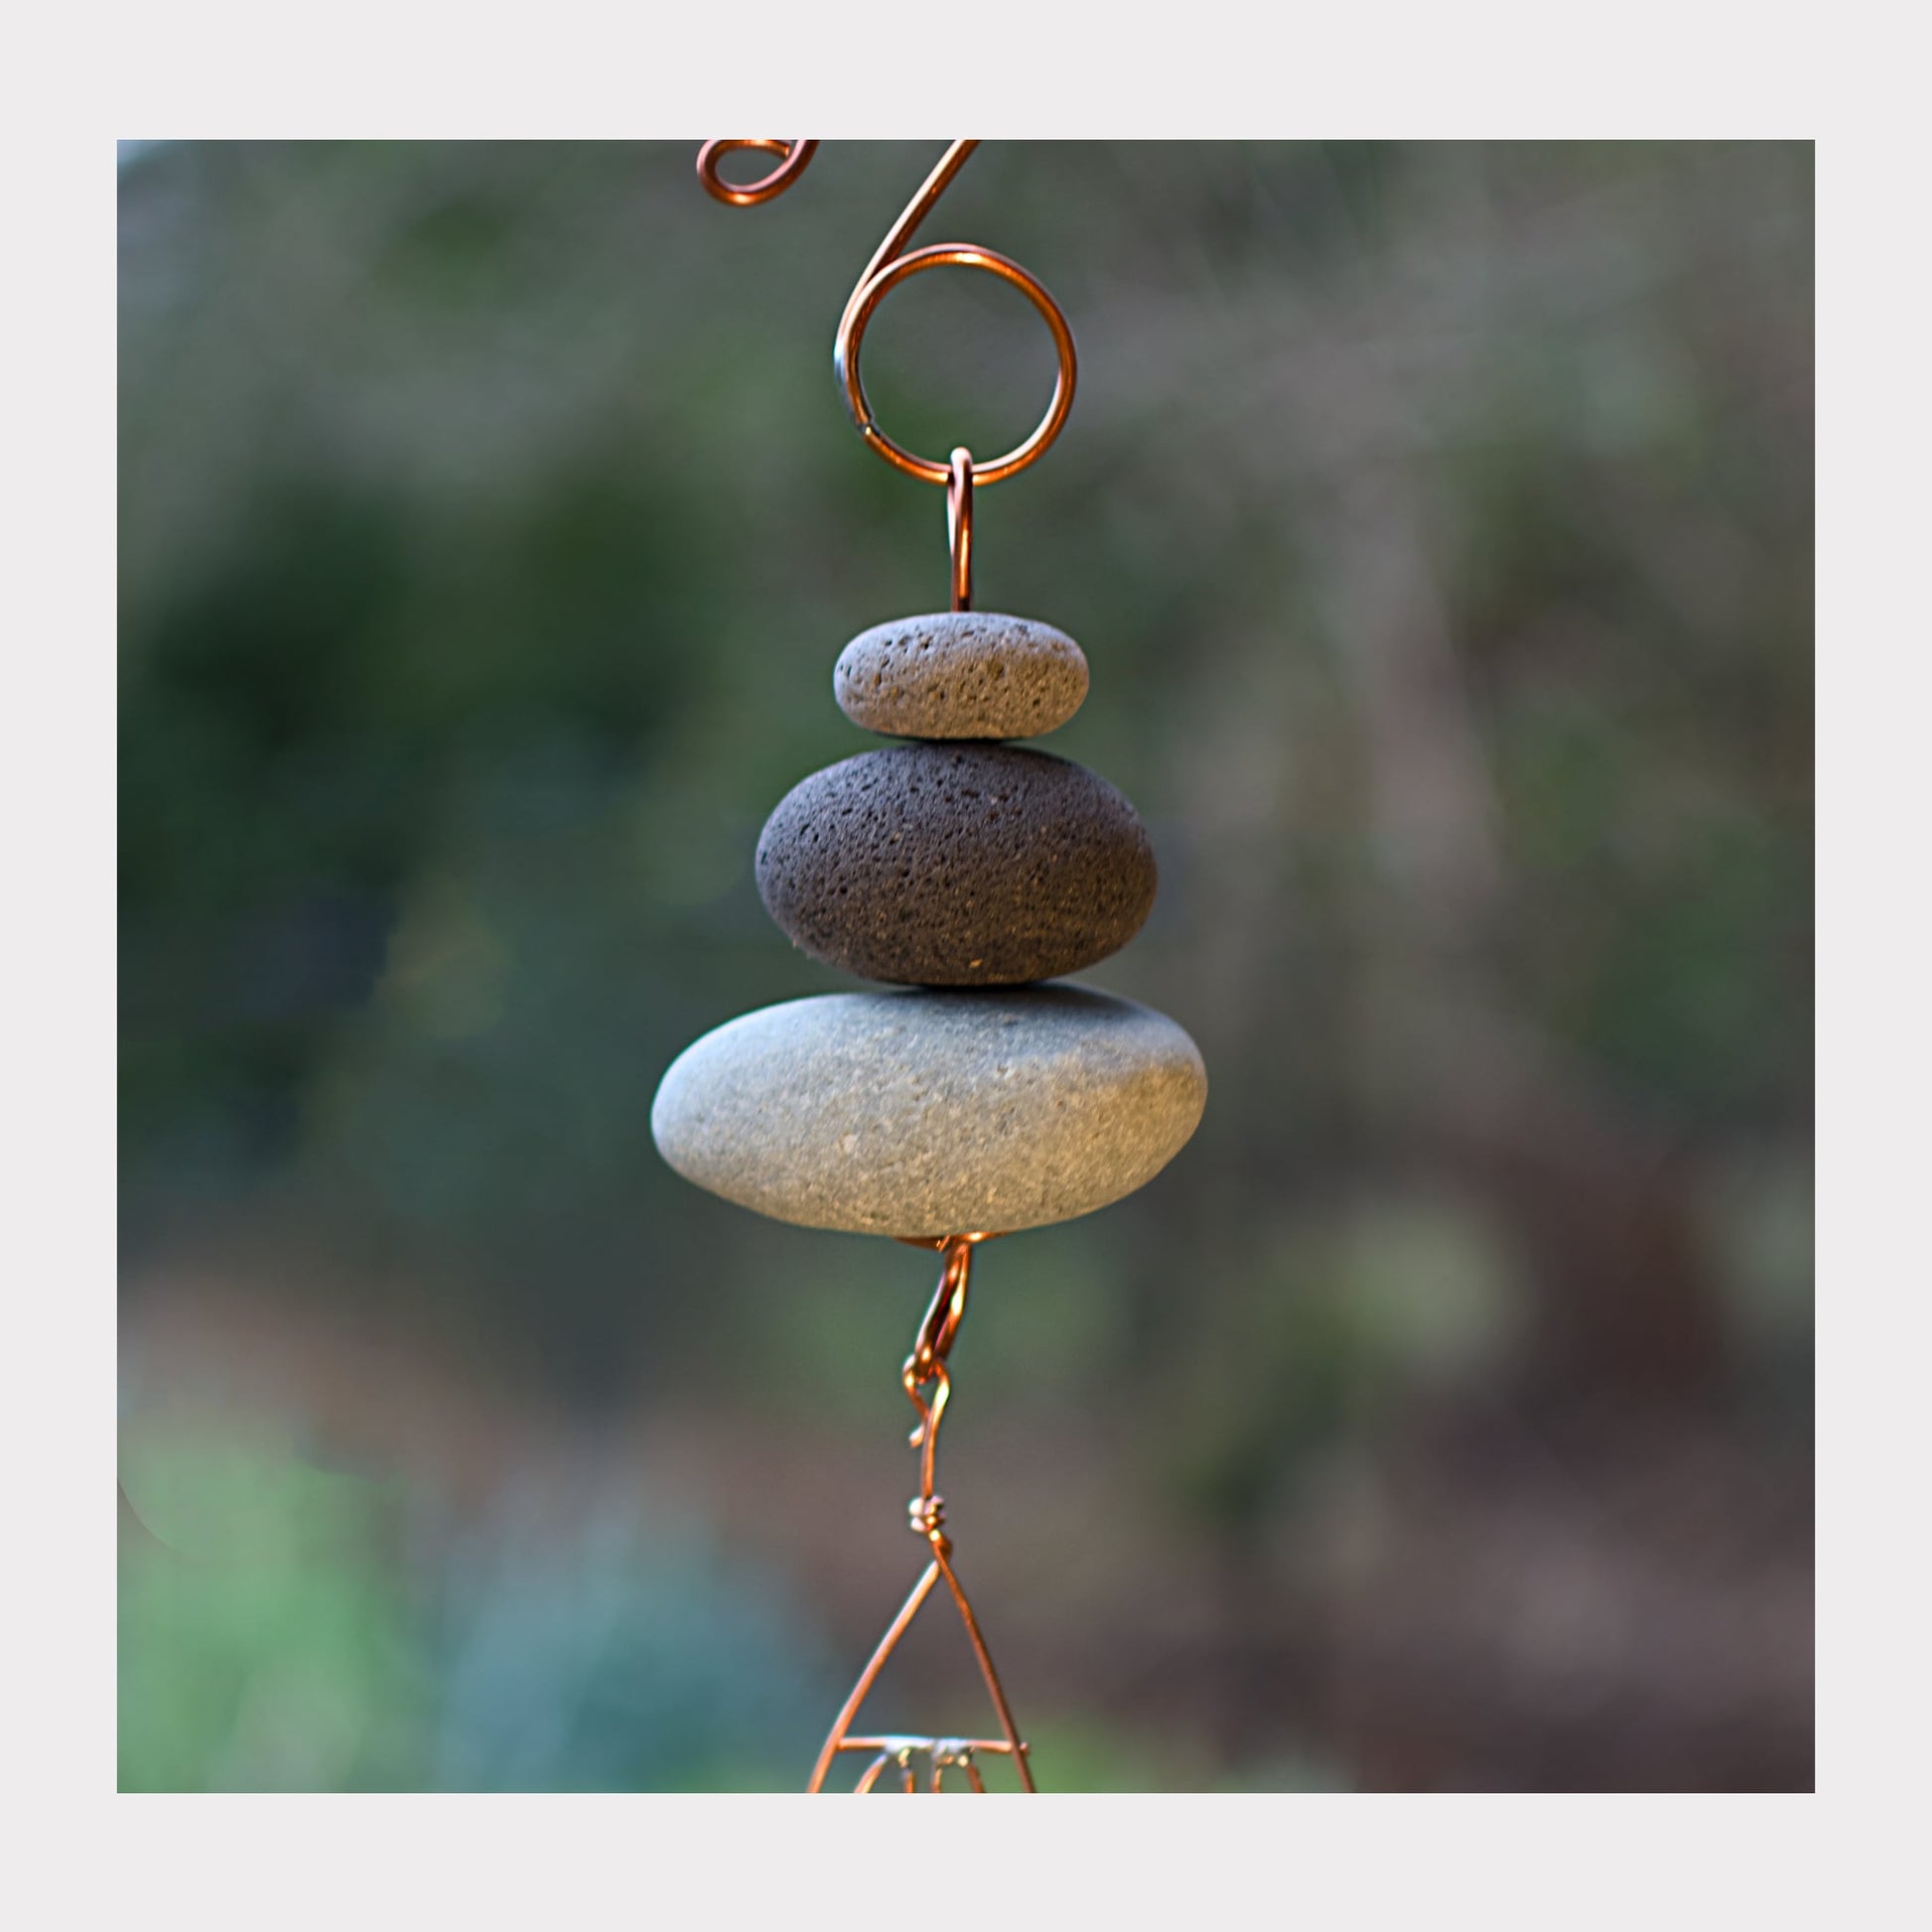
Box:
650 984 1206 1237
834 612 1089 740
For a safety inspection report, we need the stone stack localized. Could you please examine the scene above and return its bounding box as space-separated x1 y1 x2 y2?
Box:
651 611 1206 1239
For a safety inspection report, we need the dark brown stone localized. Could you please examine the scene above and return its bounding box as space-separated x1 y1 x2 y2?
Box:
755 744 1158 986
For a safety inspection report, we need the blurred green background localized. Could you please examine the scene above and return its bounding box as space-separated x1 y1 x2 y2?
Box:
118 140 1813 1792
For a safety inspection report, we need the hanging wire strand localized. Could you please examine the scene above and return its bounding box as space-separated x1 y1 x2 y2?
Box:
804 1232 1037 1794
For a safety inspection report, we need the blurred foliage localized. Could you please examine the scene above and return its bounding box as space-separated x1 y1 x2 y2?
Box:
120 1436 834 1791
120 141 1812 1791
120 1444 430 1791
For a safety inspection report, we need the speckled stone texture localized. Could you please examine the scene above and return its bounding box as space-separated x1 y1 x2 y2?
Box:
650 984 1207 1236
756 744 1157 986
834 612 1089 741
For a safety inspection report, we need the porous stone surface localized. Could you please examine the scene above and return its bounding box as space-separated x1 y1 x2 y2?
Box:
756 744 1157 986
649 984 1207 1236
834 612 1089 740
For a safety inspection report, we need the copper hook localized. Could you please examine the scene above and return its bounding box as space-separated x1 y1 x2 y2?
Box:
947 448 974 613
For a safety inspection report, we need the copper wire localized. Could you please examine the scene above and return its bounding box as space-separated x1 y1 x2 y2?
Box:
805 1233 1036 1794
695 139 819 207
947 447 974 612
694 139 1078 487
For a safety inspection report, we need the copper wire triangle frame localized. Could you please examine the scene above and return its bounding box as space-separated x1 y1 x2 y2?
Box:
806 1235 1037 1794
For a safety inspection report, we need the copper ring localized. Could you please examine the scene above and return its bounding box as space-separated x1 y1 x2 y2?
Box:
836 244 1077 486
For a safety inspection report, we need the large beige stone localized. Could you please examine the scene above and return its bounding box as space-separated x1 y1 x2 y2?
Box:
650 984 1206 1237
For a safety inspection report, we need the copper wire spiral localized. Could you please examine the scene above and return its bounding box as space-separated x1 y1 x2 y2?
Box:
696 139 1074 608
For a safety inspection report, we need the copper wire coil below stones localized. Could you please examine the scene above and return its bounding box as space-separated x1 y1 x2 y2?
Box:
756 744 1157 986
649 985 1206 1237
834 612 1088 741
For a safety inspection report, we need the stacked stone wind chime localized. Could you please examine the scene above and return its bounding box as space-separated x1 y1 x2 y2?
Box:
652 140 1206 1793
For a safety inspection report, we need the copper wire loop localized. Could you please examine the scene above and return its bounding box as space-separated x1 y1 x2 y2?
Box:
947 448 974 612
695 139 819 207
695 139 1078 486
